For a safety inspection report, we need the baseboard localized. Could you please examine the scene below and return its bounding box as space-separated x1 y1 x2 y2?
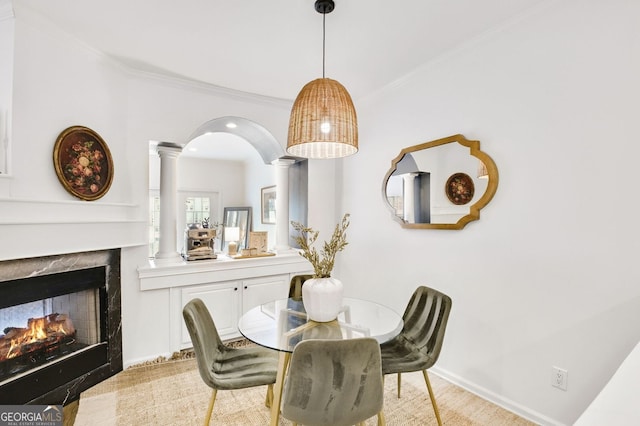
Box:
123 352 174 369
430 366 566 426
122 338 250 369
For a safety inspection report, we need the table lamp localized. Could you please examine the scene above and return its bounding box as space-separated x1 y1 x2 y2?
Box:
225 227 240 256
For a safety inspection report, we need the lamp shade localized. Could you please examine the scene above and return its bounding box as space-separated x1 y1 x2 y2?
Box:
225 227 240 242
286 78 358 159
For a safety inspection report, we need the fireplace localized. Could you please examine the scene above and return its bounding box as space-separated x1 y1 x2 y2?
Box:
0 249 122 405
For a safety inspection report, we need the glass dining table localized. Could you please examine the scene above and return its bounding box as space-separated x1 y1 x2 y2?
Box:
238 297 404 426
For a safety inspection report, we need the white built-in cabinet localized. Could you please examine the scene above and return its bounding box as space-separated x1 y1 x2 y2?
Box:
178 274 289 346
138 252 312 353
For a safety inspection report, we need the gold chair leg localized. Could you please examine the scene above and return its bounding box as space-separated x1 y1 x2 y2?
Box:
204 389 217 426
265 384 274 408
422 370 442 426
270 351 291 426
397 372 402 398
377 410 386 426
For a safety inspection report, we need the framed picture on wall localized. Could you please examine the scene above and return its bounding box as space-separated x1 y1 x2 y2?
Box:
53 125 114 201
261 185 276 224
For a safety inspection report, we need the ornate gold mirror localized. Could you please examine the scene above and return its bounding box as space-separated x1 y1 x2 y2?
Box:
382 134 498 229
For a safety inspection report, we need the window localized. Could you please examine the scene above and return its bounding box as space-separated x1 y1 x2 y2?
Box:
185 196 211 226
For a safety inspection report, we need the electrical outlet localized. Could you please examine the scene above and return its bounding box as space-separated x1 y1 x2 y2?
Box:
552 366 568 390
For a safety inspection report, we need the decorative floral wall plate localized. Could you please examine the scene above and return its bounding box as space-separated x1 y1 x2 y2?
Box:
445 172 474 205
53 126 114 201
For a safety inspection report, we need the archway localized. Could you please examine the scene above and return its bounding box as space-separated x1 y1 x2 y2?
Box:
152 116 305 262
186 116 285 164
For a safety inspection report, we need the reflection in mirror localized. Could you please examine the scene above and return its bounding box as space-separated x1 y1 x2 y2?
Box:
382 134 498 230
222 207 252 251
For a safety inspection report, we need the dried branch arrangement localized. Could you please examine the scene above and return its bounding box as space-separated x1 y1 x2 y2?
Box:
291 213 350 278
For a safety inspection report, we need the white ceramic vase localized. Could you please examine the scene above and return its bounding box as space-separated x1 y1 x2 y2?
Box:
302 277 344 322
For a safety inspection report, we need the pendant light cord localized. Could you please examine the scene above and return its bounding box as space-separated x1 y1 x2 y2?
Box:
322 11 326 78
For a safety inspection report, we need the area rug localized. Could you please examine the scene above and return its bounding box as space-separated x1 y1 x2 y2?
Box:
74 354 535 426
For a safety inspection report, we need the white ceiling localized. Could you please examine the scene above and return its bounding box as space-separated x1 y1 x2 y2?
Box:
18 0 546 161
18 0 546 101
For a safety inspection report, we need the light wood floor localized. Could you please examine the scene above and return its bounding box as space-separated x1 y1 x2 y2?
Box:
70 357 538 425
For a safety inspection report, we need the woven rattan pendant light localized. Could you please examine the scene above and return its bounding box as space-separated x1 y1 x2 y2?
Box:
286 0 358 159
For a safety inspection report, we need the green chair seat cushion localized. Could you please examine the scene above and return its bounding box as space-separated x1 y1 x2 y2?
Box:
210 346 278 390
380 335 435 375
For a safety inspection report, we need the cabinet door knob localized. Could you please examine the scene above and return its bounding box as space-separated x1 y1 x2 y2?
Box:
234 287 238 291
244 285 248 289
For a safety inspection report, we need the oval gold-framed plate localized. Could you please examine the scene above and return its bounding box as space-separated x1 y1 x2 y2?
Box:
53 126 114 201
445 172 474 205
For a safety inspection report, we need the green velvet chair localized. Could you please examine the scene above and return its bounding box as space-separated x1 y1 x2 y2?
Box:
288 274 313 300
281 337 386 426
287 274 313 338
182 298 279 425
380 286 452 426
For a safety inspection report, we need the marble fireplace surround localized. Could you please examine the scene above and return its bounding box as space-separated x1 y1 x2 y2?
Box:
0 249 122 405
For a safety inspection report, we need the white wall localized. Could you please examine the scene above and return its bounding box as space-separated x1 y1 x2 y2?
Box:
338 0 640 424
160 155 246 211
0 6 144 258
0 1 14 175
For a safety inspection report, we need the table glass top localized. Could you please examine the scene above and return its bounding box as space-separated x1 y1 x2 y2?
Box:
238 297 404 352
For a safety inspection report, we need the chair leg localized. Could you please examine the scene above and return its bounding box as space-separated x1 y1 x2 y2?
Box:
377 410 386 426
204 389 217 426
422 370 442 426
397 372 402 398
265 384 273 408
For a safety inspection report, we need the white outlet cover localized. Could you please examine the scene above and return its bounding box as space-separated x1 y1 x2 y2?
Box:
552 366 568 391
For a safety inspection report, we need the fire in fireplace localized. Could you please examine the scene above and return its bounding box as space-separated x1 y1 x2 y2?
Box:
0 249 121 405
1 313 76 362
2 312 75 356
1 312 80 382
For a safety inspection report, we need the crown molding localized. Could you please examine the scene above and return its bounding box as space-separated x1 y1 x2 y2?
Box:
124 65 293 109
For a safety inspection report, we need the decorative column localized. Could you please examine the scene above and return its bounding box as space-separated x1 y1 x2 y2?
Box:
402 173 418 223
272 158 296 252
155 142 183 263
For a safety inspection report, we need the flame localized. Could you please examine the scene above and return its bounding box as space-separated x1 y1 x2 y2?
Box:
1 314 75 361
29 317 49 340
